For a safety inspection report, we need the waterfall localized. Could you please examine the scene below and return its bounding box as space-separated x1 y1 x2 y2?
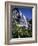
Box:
12 8 28 29
19 10 28 29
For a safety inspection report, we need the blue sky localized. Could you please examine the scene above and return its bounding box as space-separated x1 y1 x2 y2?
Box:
18 7 32 20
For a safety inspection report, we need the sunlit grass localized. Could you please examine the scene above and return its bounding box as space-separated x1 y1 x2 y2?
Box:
12 23 32 38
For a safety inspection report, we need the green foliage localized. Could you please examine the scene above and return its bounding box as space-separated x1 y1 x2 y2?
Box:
11 18 32 38
12 23 32 38
29 19 32 24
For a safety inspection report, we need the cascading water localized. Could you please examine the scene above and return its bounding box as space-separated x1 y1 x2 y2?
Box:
18 10 28 29
11 8 32 38
11 8 28 29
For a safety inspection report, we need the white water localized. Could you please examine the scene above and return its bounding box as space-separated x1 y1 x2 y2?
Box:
18 10 28 29
12 9 28 29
